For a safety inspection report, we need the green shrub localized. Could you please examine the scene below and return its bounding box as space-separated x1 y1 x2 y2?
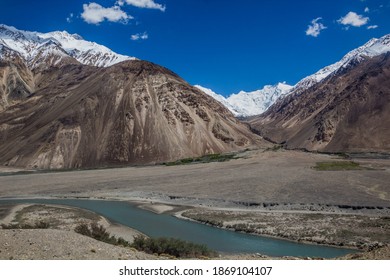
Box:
164 153 236 166
1 221 50 229
74 223 91 236
131 235 217 258
75 223 216 258
265 145 283 152
75 222 130 247
90 223 110 241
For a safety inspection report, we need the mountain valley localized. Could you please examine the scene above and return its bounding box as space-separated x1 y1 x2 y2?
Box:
0 24 389 261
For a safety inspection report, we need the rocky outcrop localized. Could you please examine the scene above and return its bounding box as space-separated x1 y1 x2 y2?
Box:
0 54 34 111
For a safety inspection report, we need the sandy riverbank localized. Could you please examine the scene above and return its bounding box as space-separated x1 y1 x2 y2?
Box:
0 203 154 260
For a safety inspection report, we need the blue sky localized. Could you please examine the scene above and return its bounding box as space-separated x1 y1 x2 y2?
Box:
1 0 389 96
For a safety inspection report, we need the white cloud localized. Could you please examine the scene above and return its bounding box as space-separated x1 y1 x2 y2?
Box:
66 13 74 23
364 7 370 13
337 11 369 27
131 32 149 40
367 25 379 29
123 0 166 12
305 17 327 37
81 3 132 25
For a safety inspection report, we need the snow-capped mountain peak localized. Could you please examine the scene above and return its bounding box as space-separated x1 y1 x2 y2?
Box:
196 35 389 118
195 83 293 117
0 24 136 68
294 34 390 91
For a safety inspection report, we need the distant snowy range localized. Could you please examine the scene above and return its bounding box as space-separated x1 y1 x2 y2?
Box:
2 24 389 118
195 83 293 118
197 33 390 117
195 83 293 117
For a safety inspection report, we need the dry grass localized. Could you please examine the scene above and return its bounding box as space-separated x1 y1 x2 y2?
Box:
313 161 363 171
10 205 101 231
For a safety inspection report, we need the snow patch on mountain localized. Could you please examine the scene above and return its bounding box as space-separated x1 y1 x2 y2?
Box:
0 24 135 68
195 83 293 117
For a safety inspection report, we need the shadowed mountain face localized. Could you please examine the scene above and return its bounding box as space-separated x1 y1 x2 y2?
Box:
0 50 35 111
0 60 266 169
249 53 390 153
0 45 79 111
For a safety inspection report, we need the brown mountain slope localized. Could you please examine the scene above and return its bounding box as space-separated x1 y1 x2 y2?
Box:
0 55 35 111
249 53 390 153
0 46 80 111
0 60 266 169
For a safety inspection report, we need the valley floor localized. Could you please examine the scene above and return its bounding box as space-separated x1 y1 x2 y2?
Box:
0 149 389 259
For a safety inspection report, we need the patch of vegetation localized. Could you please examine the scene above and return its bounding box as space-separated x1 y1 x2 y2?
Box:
1 221 50 229
131 235 217 258
313 161 362 171
74 222 217 258
163 153 236 166
74 223 130 247
264 145 283 152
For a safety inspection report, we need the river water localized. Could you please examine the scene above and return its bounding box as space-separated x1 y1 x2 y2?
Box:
0 198 357 258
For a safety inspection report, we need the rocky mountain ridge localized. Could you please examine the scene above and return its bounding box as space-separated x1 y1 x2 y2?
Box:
290 34 390 96
198 34 390 118
249 52 390 152
0 24 135 69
